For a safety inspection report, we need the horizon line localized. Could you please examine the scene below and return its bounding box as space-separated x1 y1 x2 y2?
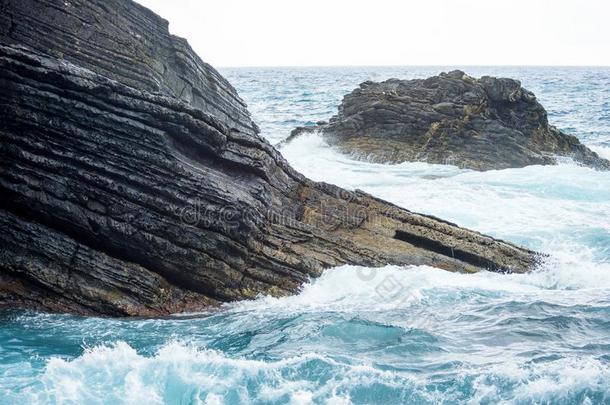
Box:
217 64 610 69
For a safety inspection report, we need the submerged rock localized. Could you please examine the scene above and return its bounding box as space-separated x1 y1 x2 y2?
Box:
289 70 610 171
0 1 540 316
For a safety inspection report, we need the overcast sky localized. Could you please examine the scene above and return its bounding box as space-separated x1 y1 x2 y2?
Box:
136 0 609 67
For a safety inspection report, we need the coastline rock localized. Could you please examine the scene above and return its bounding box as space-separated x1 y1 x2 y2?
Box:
0 1 540 316
289 70 610 171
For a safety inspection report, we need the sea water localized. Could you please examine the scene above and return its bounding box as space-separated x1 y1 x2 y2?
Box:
1 66 609 404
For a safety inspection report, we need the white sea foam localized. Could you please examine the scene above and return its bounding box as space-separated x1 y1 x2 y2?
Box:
8 341 413 404
228 259 610 323
591 145 610 160
9 338 609 405
470 356 610 404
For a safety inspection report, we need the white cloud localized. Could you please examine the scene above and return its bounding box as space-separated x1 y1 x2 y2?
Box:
136 0 610 66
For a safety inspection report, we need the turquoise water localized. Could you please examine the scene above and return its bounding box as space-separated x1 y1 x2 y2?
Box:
1 67 610 404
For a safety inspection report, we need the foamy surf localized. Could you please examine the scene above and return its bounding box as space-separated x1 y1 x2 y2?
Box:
5 328 609 404
5 257 610 403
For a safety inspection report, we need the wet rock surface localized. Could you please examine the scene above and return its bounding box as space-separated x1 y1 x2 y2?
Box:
0 1 540 316
289 70 610 171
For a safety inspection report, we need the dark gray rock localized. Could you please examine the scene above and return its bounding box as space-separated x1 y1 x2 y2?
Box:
289 70 610 171
0 0 256 135
0 1 541 316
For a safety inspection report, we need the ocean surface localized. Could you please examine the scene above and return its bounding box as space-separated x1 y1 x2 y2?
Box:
2 67 610 404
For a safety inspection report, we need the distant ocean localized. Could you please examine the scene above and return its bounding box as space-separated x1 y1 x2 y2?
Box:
2 66 610 404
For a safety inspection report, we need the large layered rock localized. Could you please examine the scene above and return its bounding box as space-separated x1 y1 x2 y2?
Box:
0 1 540 316
289 70 610 171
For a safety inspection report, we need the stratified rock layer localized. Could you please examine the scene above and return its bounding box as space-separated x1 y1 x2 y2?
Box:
0 0 255 134
0 1 540 316
289 70 610 171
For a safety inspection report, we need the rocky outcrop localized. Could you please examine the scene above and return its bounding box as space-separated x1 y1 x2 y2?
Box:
289 70 610 171
0 0 255 135
0 1 540 316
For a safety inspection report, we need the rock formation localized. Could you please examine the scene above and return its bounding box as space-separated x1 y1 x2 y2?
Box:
289 70 610 171
0 0 540 316
0 0 254 134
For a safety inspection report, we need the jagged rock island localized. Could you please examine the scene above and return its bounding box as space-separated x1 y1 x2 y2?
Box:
289 70 610 171
0 0 540 316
